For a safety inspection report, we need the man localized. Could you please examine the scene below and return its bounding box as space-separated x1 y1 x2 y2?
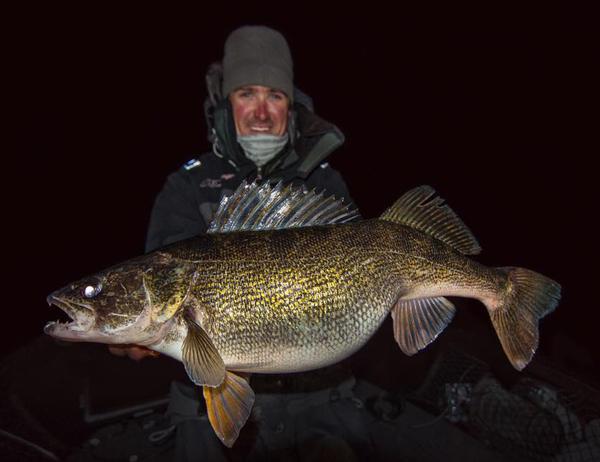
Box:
146 25 356 251
109 26 372 460
110 25 356 360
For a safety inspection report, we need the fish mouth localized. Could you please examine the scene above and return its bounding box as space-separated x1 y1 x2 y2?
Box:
45 295 95 340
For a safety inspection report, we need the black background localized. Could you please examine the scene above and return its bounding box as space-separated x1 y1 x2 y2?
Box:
7 4 598 382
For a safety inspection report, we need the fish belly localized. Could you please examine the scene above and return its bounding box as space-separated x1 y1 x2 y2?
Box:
164 221 500 373
194 252 401 374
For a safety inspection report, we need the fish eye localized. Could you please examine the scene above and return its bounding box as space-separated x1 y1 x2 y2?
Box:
83 283 102 298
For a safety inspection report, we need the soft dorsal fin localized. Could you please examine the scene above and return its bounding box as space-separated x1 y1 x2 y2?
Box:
208 180 360 233
380 185 481 255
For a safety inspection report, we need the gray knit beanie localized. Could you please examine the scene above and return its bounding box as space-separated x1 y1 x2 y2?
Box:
222 26 294 102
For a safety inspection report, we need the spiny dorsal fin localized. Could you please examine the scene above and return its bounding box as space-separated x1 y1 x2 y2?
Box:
208 180 360 233
380 185 481 255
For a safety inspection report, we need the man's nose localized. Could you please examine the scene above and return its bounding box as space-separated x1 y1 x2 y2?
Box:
254 98 269 120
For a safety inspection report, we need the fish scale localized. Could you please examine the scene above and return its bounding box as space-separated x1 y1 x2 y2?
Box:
45 183 560 447
164 220 459 373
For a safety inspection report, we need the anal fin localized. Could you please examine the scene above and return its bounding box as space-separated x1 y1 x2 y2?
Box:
203 371 255 447
391 297 456 355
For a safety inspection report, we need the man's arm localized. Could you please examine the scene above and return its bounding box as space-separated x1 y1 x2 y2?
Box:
108 344 160 360
145 169 208 253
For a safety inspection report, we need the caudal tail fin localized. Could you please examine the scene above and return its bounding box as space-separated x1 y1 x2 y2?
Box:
487 267 561 370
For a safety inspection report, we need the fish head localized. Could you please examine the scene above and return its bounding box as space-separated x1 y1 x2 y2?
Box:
45 252 197 345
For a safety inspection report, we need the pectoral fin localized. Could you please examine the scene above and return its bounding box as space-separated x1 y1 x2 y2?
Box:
182 314 225 387
392 297 456 355
203 371 255 447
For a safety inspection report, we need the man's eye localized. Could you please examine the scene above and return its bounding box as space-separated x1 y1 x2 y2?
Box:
269 93 284 101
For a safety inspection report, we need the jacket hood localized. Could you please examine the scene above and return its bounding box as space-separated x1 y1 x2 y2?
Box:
204 63 345 180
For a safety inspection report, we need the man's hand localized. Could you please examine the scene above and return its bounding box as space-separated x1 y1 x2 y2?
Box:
108 344 160 361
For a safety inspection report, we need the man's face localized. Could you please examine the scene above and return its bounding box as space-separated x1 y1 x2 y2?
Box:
229 85 289 136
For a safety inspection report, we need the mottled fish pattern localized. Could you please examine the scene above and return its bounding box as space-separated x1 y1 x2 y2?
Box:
46 182 561 446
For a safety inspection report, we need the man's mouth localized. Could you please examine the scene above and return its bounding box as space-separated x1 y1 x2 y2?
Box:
249 125 272 133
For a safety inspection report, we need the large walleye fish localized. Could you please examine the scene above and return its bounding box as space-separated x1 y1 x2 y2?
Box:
46 182 560 446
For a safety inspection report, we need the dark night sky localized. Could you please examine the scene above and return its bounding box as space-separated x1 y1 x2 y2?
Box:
7 5 598 382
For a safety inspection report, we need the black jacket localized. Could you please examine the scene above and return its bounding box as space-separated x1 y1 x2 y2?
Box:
146 104 357 252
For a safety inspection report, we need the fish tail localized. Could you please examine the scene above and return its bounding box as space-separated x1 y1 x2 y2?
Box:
487 267 561 370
